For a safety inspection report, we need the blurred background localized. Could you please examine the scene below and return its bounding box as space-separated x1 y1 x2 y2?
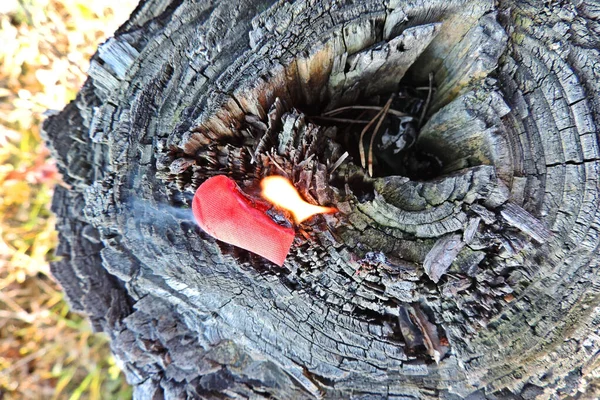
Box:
0 0 137 398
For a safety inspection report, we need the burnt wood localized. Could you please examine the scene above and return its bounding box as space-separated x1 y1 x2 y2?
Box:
43 0 600 398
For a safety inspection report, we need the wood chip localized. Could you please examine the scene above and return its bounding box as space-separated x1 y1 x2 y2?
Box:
409 305 449 364
500 203 552 243
423 233 465 283
463 217 481 244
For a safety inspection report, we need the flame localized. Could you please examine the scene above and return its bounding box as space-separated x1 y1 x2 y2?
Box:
261 176 337 223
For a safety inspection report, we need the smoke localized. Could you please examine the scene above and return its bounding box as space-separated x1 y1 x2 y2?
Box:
123 195 196 232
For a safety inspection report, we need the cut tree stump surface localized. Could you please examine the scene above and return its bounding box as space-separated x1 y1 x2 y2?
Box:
43 0 600 398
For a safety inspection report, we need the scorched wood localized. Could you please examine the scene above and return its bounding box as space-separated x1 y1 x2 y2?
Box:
43 0 600 398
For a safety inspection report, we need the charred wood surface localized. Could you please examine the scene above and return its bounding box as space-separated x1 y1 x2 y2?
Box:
43 0 600 398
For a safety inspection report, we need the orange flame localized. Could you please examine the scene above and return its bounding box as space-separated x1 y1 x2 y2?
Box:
260 176 337 223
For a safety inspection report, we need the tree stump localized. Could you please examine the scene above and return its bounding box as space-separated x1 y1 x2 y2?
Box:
43 0 600 398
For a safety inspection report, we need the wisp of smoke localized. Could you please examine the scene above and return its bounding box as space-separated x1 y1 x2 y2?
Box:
125 196 195 228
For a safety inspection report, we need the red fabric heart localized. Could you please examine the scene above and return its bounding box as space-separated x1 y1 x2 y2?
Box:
192 175 295 266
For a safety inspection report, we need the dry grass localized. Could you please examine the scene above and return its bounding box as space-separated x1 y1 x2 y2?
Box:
0 0 137 398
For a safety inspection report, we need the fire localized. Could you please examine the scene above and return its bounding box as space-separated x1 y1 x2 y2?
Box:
260 176 337 223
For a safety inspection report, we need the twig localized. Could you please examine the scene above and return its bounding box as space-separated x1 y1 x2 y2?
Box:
266 153 288 177
419 72 434 127
310 116 371 124
297 153 315 168
368 96 394 177
324 105 408 118
329 151 349 177
245 146 257 164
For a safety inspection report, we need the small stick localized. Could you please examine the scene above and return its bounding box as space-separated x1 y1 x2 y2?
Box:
267 153 288 177
299 229 311 240
329 151 349 177
310 116 371 124
324 105 408 118
368 96 394 177
419 72 434 127
297 153 315 168
245 146 257 164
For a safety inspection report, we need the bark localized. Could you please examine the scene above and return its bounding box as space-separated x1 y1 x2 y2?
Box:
42 0 600 398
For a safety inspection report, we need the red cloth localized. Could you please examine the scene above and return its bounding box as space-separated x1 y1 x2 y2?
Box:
192 175 295 266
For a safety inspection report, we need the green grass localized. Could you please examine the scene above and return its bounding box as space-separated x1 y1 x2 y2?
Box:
0 0 137 398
